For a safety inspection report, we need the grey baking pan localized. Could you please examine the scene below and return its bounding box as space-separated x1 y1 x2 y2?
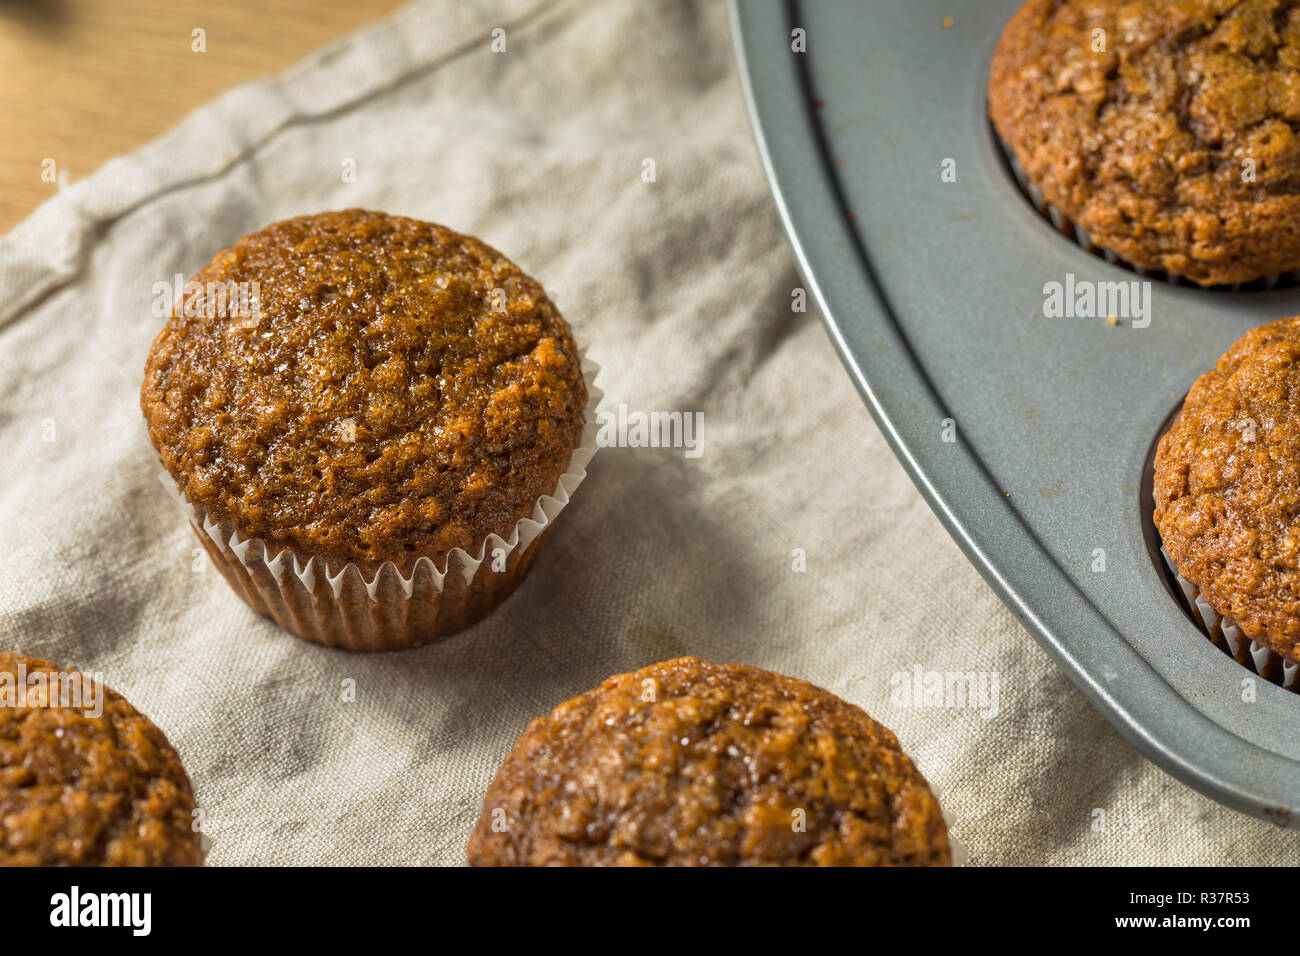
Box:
731 0 1300 826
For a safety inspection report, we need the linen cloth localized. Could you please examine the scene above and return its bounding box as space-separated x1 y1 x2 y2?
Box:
1 0 1296 866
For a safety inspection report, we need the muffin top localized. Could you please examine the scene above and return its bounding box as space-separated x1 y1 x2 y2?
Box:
989 0 1300 286
0 653 204 866
141 210 587 571
1155 316 1300 661
467 656 951 867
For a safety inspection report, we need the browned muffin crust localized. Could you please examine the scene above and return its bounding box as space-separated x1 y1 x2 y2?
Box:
989 0 1300 286
467 656 951 867
141 210 586 572
0 653 204 866
1155 316 1300 661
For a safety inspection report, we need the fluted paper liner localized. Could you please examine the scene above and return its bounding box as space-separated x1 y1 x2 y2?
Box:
1160 547 1299 692
932 784 966 866
161 352 602 652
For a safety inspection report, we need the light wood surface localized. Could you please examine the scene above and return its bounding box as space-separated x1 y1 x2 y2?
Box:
0 0 406 233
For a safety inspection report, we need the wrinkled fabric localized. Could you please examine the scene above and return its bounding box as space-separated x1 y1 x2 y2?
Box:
0 0 1295 865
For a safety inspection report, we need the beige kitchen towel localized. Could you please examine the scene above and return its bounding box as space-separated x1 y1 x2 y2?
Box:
1 0 1296 866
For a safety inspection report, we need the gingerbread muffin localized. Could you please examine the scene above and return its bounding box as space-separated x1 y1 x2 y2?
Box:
467 657 951 867
1155 316 1300 679
0 653 204 866
990 0 1300 287
141 210 593 651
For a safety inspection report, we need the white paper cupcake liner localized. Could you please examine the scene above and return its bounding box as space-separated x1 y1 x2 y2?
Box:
159 351 602 652
994 130 1300 292
1160 547 1299 691
931 783 966 866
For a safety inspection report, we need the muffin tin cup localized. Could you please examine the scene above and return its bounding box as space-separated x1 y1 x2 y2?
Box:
1159 547 1300 692
995 134 1300 292
162 352 602 652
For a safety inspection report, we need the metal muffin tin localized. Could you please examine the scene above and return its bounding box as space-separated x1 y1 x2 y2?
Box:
732 0 1300 826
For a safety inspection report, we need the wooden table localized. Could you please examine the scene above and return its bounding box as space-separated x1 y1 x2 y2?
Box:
0 0 406 233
